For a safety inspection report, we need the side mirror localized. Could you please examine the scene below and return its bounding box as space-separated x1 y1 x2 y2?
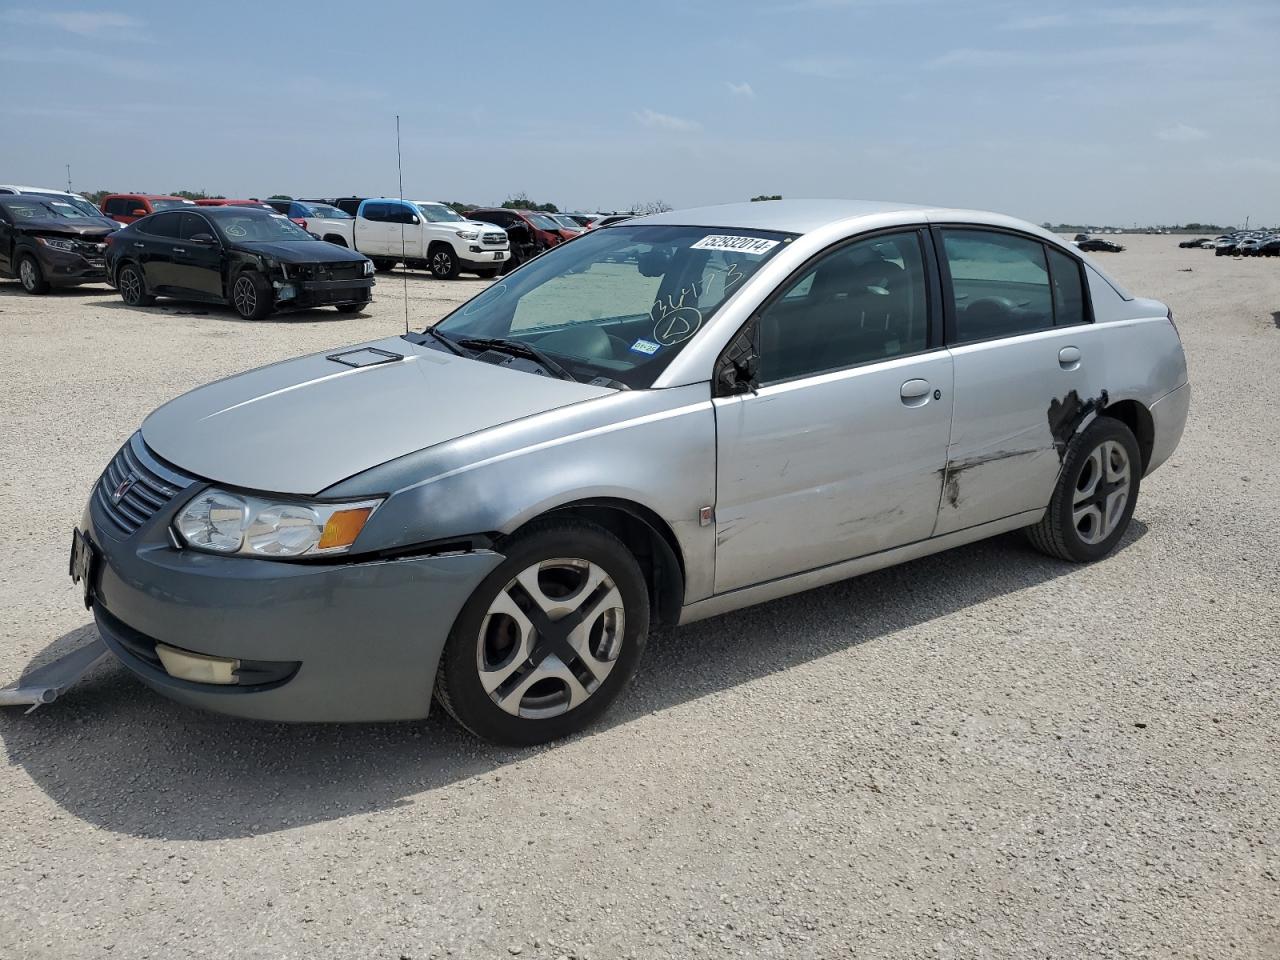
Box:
309 231 321 240
410 215 421 225
131 208 147 217
715 322 761 396
189 233 216 244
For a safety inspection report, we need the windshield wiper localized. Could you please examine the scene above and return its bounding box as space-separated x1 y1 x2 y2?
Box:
421 326 468 357
456 336 579 382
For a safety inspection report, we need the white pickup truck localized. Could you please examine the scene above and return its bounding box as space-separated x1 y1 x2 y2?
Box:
352 199 510 279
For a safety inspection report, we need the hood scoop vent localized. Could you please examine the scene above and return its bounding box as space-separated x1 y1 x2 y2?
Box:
326 347 404 368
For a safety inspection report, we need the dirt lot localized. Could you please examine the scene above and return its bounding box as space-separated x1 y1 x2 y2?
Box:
1 238 1278 959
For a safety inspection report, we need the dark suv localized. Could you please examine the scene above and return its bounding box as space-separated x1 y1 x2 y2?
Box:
0 194 117 294
106 206 374 320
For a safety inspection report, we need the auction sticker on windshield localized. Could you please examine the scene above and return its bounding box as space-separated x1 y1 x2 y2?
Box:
689 235 781 255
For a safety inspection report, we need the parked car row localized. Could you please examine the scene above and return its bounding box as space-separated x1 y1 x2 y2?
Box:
1204 231 1280 257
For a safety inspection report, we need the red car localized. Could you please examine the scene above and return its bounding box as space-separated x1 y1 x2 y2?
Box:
98 194 197 224
193 198 274 209
466 208 577 249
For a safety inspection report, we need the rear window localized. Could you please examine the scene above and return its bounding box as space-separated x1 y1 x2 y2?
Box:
150 199 195 211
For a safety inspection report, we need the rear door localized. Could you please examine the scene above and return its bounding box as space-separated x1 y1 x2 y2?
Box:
172 212 224 299
355 202 393 256
713 228 954 592
135 212 183 291
0 206 13 275
933 226 1103 535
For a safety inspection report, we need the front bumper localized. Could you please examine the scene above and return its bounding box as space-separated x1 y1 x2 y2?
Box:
37 246 107 285
275 277 374 310
82 488 502 722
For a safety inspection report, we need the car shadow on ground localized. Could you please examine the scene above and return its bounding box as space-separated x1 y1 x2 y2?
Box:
0 522 1147 840
93 298 363 324
0 282 117 301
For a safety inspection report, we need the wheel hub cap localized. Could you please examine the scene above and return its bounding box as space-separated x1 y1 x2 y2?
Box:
1072 439 1131 545
477 558 625 719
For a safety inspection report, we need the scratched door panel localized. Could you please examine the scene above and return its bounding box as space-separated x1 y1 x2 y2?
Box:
933 325 1107 537
712 351 953 594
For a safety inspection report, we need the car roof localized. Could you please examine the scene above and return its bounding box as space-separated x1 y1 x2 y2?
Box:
182 205 275 217
634 198 1054 238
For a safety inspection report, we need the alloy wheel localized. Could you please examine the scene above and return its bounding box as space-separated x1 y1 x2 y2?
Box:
233 276 257 316
432 251 453 275
19 259 37 291
476 557 625 720
1072 439 1131 545
120 268 142 304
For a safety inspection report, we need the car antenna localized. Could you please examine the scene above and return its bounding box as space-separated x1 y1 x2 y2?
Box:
396 114 409 336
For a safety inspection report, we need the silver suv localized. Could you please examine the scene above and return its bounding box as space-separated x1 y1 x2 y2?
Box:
72 200 1190 744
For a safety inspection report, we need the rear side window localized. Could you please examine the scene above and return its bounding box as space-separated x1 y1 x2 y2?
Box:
104 197 134 215
143 212 182 238
1047 247 1088 326
362 202 390 222
941 229 1053 343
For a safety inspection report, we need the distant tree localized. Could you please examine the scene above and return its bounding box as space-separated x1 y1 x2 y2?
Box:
502 192 559 213
446 201 477 213
751 194 782 202
631 199 672 215
268 194 293 201
84 189 113 204
169 189 221 200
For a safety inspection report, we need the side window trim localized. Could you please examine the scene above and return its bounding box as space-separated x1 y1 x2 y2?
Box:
1044 246 1094 327
715 224 941 392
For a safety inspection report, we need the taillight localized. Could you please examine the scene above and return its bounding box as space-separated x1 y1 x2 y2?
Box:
293 218 308 230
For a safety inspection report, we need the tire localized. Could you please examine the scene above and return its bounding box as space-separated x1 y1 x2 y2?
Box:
1026 416 1142 563
231 270 273 320
435 519 650 745
428 244 460 280
324 235 348 247
17 254 49 294
476 268 500 280
116 263 154 306
373 258 396 273
334 303 364 314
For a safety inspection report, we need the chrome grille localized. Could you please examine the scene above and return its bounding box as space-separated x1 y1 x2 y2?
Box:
481 232 507 246
94 433 197 536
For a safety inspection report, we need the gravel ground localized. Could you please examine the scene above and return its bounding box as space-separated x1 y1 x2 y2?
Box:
1 239 1277 959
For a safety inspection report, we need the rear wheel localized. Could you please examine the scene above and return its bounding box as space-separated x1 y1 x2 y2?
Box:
476 268 500 280
117 263 154 306
231 271 273 320
334 302 364 314
435 519 650 745
429 244 460 280
1027 416 1141 563
324 235 348 247
18 255 49 294
372 258 396 273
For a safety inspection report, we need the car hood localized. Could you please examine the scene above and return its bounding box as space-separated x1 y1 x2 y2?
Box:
141 336 613 495
17 217 116 238
235 239 367 263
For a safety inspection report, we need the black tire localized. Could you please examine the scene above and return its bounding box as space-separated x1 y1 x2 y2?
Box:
334 302 364 314
1026 416 1142 563
17 254 50 294
476 268 500 280
435 519 650 745
373 258 396 273
230 270 273 320
117 263 155 306
324 235 348 247
428 243 460 280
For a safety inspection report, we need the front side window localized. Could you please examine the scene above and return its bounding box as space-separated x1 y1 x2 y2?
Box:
756 230 931 384
179 213 214 240
428 225 792 388
215 213 314 242
941 229 1053 342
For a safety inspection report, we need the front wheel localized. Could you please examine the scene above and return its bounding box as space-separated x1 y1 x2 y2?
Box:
334 302 364 314
1026 416 1141 563
231 271 273 320
372 258 396 273
476 268 500 280
18 255 50 294
435 519 650 745
428 244 460 280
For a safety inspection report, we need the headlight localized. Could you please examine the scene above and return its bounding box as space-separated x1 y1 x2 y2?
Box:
174 490 382 558
455 230 479 240
362 259 374 277
37 237 77 252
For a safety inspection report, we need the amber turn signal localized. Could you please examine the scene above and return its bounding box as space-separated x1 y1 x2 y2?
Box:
318 507 374 550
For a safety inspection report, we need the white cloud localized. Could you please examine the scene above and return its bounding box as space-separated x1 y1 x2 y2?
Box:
0 9 143 37
726 81 754 98
634 108 701 133
1157 123 1209 143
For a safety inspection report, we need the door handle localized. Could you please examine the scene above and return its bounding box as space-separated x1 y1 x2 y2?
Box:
172 247 186 253
132 242 144 248
900 378 931 406
1058 346 1081 369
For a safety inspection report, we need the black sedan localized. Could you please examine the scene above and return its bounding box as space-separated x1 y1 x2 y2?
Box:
106 206 374 320
1076 237 1125 253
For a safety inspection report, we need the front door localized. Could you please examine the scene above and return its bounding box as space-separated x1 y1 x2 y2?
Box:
713 228 953 593
932 227 1104 535
172 212 225 298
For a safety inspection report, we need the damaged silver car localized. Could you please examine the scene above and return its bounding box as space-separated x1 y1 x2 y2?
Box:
68 200 1190 744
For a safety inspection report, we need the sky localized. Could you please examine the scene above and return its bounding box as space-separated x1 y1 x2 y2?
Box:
1 1 1277 226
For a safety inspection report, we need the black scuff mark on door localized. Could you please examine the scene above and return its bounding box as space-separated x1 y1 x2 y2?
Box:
937 449 1047 509
1048 388 1109 461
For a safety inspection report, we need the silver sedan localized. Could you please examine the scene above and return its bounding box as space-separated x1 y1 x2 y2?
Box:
72 200 1190 744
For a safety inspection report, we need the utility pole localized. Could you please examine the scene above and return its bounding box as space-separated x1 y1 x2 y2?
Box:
66 164 72 192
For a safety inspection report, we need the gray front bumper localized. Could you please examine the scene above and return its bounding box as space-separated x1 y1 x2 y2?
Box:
85 493 502 722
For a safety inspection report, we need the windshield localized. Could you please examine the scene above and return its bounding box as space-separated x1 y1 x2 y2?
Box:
529 214 563 231
417 203 465 223
0 198 82 220
215 213 315 242
31 193 101 217
426 224 792 388
151 198 195 211
298 202 351 219
551 215 582 231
